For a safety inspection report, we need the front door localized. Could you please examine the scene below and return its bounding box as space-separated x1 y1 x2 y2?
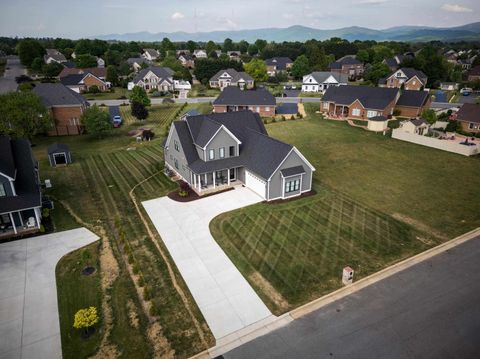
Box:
229 168 236 181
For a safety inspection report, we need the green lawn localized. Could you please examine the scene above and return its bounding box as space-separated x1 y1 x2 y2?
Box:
189 84 220 97
210 103 480 314
85 87 128 101
35 103 214 358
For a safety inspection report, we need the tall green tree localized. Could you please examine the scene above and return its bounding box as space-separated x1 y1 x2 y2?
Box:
160 37 175 57
42 62 64 78
129 86 151 106
291 55 310 79
186 40 197 53
106 65 119 86
0 92 51 139
238 40 249 54
247 44 258 56
205 41 218 56
75 54 98 68
81 105 111 139
17 39 45 67
244 58 268 82
364 62 390 85
223 38 234 52
254 39 267 53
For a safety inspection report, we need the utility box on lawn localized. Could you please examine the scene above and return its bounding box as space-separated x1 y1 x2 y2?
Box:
342 266 354 285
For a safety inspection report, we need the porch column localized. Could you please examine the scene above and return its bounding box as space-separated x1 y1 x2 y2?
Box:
9 213 17 234
204 173 207 186
197 174 201 192
213 172 216 189
193 173 196 187
227 168 230 186
34 208 41 229
18 211 24 227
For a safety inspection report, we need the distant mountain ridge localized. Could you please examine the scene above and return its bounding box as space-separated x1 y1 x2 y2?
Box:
94 22 480 42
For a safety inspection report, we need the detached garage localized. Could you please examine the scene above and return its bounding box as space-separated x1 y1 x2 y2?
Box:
48 143 72 167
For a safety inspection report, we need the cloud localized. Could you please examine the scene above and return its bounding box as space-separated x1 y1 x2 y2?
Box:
357 0 388 4
441 4 473 12
171 12 185 20
282 13 295 19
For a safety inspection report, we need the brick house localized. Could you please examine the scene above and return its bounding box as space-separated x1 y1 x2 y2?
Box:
178 53 195 68
266 57 293 76
380 68 428 90
395 90 432 118
320 85 400 119
467 66 480 82
213 87 276 117
59 67 107 79
60 72 109 93
328 56 364 80
455 103 480 133
33 83 89 136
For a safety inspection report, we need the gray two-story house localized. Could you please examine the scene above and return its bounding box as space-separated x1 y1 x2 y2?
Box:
0 136 42 239
164 111 315 201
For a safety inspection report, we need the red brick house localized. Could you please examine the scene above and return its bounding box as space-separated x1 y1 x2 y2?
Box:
395 90 432 117
380 68 428 91
59 67 107 80
467 65 480 82
320 85 399 119
33 83 89 136
213 87 276 117
455 103 480 133
60 72 109 93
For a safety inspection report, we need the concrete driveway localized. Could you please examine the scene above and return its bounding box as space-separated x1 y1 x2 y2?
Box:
0 228 99 359
142 187 274 340
0 56 26 94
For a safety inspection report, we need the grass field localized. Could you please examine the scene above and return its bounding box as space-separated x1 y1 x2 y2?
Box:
36 103 214 358
210 102 480 313
85 87 128 101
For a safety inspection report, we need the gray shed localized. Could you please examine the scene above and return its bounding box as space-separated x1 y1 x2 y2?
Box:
48 143 72 166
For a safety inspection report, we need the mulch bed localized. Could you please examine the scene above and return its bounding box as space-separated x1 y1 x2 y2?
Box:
167 180 235 202
264 189 317 205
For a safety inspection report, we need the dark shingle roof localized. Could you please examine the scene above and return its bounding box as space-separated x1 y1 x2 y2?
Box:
396 90 430 107
0 136 15 178
48 143 70 155
210 68 253 83
308 72 349 84
44 49 66 62
390 68 427 83
0 137 41 214
468 65 480 76
456 103 480 124
384 58 399 68
322 85 399 110
369 115 388 122
213 87 276 106
127 57 149 65
411 119 429 126
133 66 174 84
60 74 85 86
280 165 305 177
172 111 295 179
265 57 293 71
33 83 88 107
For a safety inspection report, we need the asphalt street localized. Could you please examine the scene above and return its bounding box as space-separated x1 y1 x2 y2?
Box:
0 56 25 94
223 236 480 359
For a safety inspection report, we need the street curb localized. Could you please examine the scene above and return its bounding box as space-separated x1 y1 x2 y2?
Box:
188 227 479 359
290 227 480 319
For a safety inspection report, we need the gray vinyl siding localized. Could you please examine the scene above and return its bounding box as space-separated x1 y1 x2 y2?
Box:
267 150 313 200
0 175 14 196
165 126 192 184
237 167 245 182
205 128 238 161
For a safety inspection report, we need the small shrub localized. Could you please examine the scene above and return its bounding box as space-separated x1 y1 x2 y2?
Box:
138 276 145 287
290 115 295 120
88 85 100 94
178 190 189 197
40 224 45 233
281 116 286 121
42 208 50 218
132 264 139 274
151 91 162 98
272 117 277 123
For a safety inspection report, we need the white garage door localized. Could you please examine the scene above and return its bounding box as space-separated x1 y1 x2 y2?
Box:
245 171 266 199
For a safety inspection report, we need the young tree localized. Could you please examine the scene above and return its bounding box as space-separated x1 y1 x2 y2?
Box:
73 307 99 336
421 108 437 124
81 105 111 139
363 62 390 85
131 101 149 120
31 57 44 73
75 54 98 68
17 39 45 67
244 58 268 82
129 86 151 107
291 55 310 79
0 92 51 139
106 65 119 86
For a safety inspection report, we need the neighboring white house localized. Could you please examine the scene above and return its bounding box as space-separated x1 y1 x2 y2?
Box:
44 49 67 64
439 82 459 91
193 49 208 58
174 80 192 91
142 48 160 61
96 57 105 68
302 72 348 93
128 66 174 92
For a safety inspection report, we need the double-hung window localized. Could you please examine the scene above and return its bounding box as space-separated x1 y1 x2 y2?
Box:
209 149 215 160
367 110 377 118
174 140 179 151
352 108 361 116
174 159 179 169
285 179 300 193
219 147 225 158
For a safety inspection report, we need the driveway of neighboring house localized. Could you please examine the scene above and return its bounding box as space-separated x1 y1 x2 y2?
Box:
142 187 274 340
0 228 99 359
0 56 26 94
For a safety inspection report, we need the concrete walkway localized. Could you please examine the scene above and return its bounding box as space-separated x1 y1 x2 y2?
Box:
0 228 99 359
142 187 274 340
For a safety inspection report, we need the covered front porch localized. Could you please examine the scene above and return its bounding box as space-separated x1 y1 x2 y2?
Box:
191 167 241 196
0 208 41 239
327 103 349 118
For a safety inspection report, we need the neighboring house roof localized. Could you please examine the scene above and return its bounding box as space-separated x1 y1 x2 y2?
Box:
143 48 159 57
127 57 150 65
388 68 427 84
330 56 362 68
411 119 429 126
60 72 106 87
172 111 300 179
456 103 480 124
0 136 41 214
396 90 430 107
59 67 106 78
179 53 193 61
44 49 66 63
0 136 15 178
133 66 174 84
63 61 76 68
468 65 480 77
322 85 399 110
280 165 305 177
48 143 70 155
265 57 293 71
369 115 388 122
213 87 276 106
210 68 253 83
307 72 348 84
33 83 88 107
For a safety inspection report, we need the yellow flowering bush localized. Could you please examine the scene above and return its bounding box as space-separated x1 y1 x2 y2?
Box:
73 306 99 332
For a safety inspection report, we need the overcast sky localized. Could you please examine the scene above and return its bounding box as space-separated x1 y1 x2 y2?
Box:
0 0 479 38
